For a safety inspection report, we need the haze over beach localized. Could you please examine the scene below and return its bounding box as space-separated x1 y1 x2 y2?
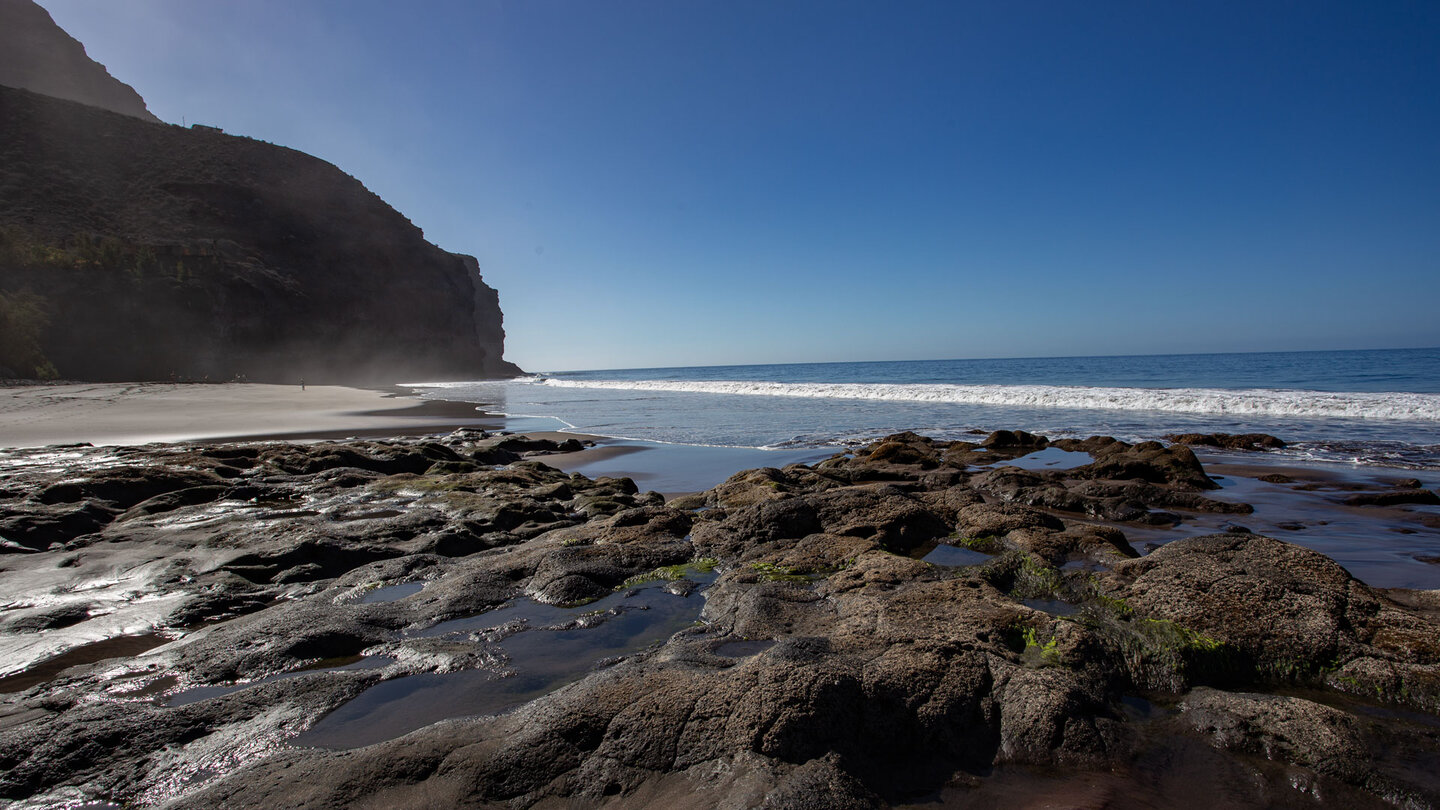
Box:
4 2 1440 808
41 0 1440 371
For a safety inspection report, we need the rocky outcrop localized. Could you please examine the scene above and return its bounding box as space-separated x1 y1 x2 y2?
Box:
1345 489 1440 507
0 0 159 122
1162 432 1287 451
3 431 1439 808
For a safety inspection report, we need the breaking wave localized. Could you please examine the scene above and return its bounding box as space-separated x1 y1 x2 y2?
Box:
537 379 1440 421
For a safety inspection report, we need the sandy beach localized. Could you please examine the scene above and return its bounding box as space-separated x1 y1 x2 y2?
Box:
0 382 502 448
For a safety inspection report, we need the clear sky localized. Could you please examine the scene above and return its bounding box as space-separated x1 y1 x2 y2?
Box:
40 0 1440 372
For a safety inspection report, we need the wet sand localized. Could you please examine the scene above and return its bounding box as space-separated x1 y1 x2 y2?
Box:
536 438 834 497
0 382 502 448
0 379 828 497
1124 451 1440 590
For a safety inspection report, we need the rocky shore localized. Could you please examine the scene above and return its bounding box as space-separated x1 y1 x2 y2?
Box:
2 429 1440 807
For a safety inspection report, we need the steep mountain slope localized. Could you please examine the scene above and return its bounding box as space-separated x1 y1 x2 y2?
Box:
0 0 160 122
0 84 520 382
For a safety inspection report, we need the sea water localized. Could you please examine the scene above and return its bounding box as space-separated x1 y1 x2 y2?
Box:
408 348 1440 469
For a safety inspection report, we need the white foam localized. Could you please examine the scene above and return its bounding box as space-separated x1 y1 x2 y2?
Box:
536 379 1440 421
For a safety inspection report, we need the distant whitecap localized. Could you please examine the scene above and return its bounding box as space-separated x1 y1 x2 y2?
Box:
536 379 1440 421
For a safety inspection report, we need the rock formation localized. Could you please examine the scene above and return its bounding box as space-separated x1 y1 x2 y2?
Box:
2 431 1438 807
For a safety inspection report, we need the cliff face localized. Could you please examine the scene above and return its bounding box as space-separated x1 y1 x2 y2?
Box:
0 0 160 123
0 84 521 383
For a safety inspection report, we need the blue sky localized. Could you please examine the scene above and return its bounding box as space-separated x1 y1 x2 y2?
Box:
41 0 1440 372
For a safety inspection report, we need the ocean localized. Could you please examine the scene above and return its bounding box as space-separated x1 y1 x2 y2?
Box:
408 347 1440 470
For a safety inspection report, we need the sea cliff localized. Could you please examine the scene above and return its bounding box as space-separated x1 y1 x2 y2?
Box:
0 84 520 383
0 0 520 384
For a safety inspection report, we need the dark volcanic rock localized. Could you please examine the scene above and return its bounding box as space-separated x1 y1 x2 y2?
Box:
863 431 943 468
1101 533 1366 676
980 429 1048 450
1098 533 1440 708
526 507 693 604
1180 688 1369 782
3 431 1439 809
808 485 950 552
2 602 91 632
956 502 1065 538
1177 686 1440 803
0 499 115 551
489 435 587 455
120 485 229 518
1163 432 1287 451
258 441 460 476
1344 489 1440 507
691 498 823 559
1074 441 1218 490
39 466 225 508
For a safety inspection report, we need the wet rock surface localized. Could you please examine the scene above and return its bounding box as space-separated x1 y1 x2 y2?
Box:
1163 432 1289 452
1 430 1438 807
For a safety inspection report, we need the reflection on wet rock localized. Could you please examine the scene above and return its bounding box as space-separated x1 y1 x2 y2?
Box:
0 431 1438 808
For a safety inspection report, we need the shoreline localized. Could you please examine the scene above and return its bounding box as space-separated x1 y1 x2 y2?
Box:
3 380 1438 587
0 380 841 496
6 378 1435 476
